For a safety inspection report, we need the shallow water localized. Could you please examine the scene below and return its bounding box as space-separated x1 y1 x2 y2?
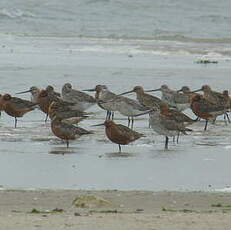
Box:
0 35 231 191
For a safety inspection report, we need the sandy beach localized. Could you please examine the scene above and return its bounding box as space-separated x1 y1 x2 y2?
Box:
0 189 231 230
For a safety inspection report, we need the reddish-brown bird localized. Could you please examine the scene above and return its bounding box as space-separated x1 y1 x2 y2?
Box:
0 94 37 127
93 120 145 152
160 103 195 126
190 94 226 130
37 89 75 122
51 116 93 147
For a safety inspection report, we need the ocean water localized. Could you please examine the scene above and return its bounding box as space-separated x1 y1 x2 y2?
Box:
0 0 231 56
0 0 231 191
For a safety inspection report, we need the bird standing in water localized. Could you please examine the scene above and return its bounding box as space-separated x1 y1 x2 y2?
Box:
93 120 145 152
62 83 96 111
0 94 37 127
37 89 77 122
51 116 93 147
190 94 226 131
83 85 118 120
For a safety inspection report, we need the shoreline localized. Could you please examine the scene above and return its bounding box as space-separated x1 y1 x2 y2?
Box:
1 189 231 229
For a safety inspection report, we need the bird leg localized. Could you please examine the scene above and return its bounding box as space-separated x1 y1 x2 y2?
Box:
204 119 208 131
127 117 131 127
225 113 231 124
177 132 180 144
45 113 49 122
212 117 216 124
224 113 227 125
66 139 69 148
108 111 112 120
118 144 121 153
131 117 134 130
111 112 114 120
165 136 169 150
105 111 109 120
106 111 110 120
14 117 17 128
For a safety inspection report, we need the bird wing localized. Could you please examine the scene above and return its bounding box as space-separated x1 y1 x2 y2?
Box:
115 124 144 139
171 111 194 123
173 93 190 104
198 100 224 112
122 97 148 111
160 115 189 132
141 94 162 108
160 117 179 131
59 122 93 136
70 90 96 103
11 97 37 109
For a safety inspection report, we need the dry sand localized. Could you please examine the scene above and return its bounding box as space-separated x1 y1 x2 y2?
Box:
0 189 231 230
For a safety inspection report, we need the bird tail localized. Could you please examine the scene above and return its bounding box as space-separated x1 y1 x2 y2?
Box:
76 127 94 135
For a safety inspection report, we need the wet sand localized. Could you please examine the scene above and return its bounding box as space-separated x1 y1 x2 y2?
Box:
1 189 231 230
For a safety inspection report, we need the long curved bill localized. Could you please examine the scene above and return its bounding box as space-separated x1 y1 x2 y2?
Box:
83 88 95 92
91 123 105 127
117 90 134 96
191 88 202 93
16 89 32 94
145 88 161 92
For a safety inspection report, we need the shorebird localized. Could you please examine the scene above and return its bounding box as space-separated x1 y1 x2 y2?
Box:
160 103 195 127
177 86 191 94
0 94 37 127
135 105 192 149
111 96 149 129
118 86 162 109
193 85 231 123
46 85 61 98
158 103 195 143
51 116 93 147
37 89 76 122
150 110 192 149
190 94 226 130
16 86 40 103
93 120 145 152
177 86 199 99
192 85 227 106
93 88 149 128
146 84 190 111
83 85 118 120
48 101 89 124
62 83 96 111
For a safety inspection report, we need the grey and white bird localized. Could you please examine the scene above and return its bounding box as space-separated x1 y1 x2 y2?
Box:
146 84 190 111
84 85 118 120
62 83 96 111
16 86 40 103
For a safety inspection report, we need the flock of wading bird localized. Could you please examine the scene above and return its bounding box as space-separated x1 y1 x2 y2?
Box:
0 83 230 151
